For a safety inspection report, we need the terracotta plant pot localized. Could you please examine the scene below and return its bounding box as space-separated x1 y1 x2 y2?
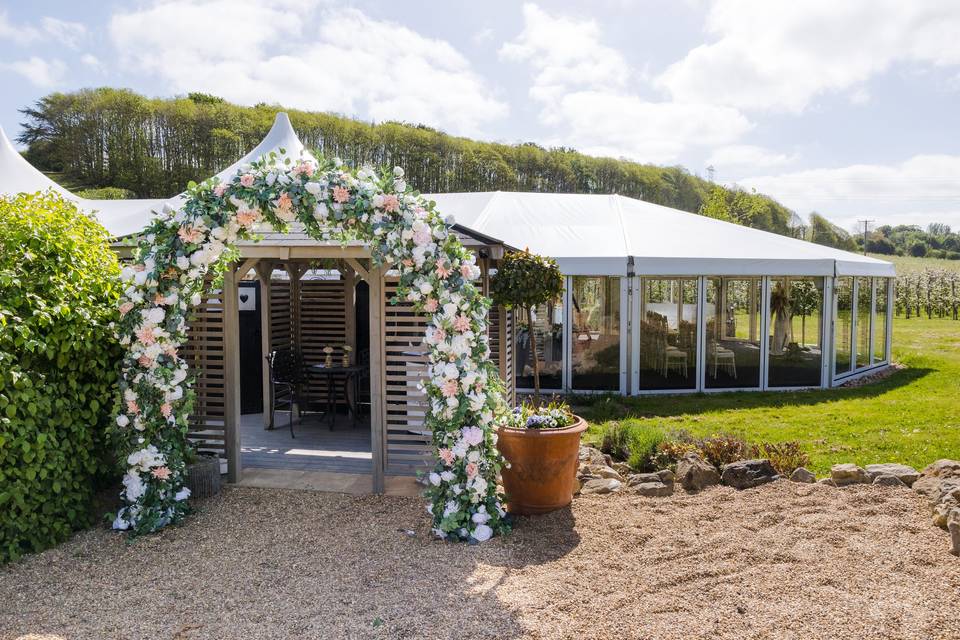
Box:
496 415 588 515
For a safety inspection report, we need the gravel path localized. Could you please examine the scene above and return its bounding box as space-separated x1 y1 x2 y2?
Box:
2 481 958 640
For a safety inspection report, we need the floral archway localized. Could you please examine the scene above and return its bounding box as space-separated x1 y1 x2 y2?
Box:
113 151 509 542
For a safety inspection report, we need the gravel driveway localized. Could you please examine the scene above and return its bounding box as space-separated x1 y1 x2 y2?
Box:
2 481 958 639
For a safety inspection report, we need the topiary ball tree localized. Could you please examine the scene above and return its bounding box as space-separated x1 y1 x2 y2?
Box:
491 250 563 401
0 192 121 562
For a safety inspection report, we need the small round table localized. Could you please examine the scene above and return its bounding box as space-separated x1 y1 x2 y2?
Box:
307 363 367 429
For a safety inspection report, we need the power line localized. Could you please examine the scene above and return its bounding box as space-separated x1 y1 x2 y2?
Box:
857 219 875 255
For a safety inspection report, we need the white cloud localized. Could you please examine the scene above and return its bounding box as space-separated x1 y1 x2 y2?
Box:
0 56 66 87
659 1 960 112
707 144 797 176
500 3 751 162
80 53 103 72
741 155 960 229
109 0 507 137
40 17 87 49
0 11 86 47
472 28 494 45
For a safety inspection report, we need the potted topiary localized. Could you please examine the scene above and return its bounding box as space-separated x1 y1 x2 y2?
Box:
494 400 587 514
491 250 586 514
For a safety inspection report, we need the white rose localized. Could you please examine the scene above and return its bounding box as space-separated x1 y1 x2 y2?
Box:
116 414 130 428
176 256 189 270
305 181 322 195
472 524 493 542
428 472 441 486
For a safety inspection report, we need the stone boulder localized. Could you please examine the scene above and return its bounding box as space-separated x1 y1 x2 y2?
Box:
913 459 960 501
581 478 622 495
872 474 907 488
628 471 666 485
676 453 720 493
630 481 674 497
864 463 920 487
655 469 675 484
721 459 779 490
790 467 816 484
579 445 612 468
831 463 869 487
612 462 634 477
578 464 624 482
818 478 838 487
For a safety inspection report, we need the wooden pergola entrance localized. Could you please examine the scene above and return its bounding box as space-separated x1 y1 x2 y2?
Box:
180 228 516 493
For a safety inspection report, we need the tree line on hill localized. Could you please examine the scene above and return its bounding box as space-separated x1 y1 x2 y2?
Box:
862 223 960 260
19 86 951 258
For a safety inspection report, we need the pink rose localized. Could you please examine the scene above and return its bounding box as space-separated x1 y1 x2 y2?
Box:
382 193 400 213
138 354 153 368
332 186 350 203
460 264 474 279
151 466 171 480
119 302 134 316
293 161 315 177
465 462 478 479
453 315 471 333
239 174 255 187
177 226 203 244
441 379 459 398
236 210 259 228
135 326 156 345
213 183 227 197
439 448 455 466
423 298 438 313
160 403 172 418
126 400 140 415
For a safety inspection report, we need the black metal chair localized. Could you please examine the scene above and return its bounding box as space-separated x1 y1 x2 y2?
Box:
266 348 306 438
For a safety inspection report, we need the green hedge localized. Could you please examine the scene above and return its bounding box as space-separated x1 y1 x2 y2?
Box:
0 192 121 562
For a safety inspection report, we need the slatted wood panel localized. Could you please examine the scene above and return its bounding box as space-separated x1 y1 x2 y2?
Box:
300 278 348 402
270 277 292 352
489 305 516 407
382 276 432 474
182 285 226 459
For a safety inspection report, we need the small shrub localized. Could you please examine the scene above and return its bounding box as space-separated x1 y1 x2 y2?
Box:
696 433 751 468
652 439 699 470
750 441 810 476
600 422 665 471
75 186 135 200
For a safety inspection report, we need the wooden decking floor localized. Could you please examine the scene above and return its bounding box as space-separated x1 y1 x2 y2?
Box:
240 410 373 474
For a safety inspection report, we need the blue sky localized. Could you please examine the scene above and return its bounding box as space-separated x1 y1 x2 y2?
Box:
2 0 960 231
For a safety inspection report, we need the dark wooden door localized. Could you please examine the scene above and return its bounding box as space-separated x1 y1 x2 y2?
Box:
238 281 263 414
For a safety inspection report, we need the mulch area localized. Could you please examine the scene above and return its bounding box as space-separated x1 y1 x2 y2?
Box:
2 481 958 640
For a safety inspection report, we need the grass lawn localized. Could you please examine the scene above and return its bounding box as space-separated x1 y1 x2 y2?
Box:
574 316 960 474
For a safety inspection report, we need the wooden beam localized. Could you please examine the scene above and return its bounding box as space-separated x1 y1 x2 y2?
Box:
344 257 370 281
256 262 273 429
235 257 260 278
222 266 242 483
368 266 386 494
285 263 303 423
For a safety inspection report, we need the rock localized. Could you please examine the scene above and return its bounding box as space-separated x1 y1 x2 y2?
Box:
676 453 720 493
872 474 907 488
578 463 624 482
864 463 920 487
914 476 960 502
818 478 838 487
831 463 869 487
580 478 622 495
579 446 610 468
790 467 816 484
721 459 779 490
949 510 960 557
656 469 675 484
920 459 960 479
627 472 666 486
932 490 960 529
631 481 674 497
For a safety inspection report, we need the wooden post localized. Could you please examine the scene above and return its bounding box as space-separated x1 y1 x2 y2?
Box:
285 263 303 422
343 262 357 352
255 262 273 428
222 265 242 483
368 266 386 494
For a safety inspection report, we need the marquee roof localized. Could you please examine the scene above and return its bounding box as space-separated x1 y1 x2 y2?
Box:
1 113 894 278
426 192 895 277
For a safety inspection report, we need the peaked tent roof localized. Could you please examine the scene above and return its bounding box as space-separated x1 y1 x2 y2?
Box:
425 191 895 277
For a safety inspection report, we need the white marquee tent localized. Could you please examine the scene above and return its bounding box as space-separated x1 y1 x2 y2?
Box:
1 112 895 394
